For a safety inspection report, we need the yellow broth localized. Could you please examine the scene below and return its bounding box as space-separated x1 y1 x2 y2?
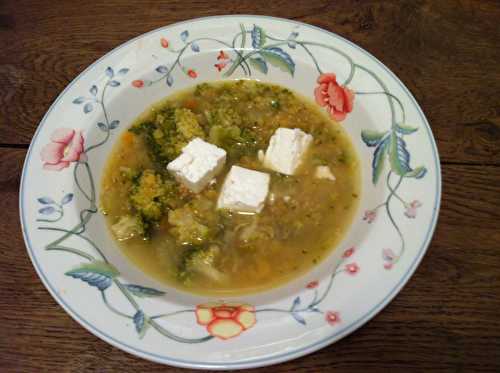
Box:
100 80 360 296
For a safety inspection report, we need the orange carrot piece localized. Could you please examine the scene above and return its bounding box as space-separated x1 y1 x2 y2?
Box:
184 98 198 110
122 131 134 145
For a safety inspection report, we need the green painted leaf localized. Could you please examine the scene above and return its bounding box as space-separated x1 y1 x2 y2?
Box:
372 136 390 184
65 261 119 291
361 130 388 147
405 166 427 179
395 123 418 135
251 25 266 48
125 284 165 298
261 47 295 76
249 57 268 74
389 132 412 176
133 310 149 338
66 260 119 277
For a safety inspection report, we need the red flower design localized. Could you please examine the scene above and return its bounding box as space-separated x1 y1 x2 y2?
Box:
132 80 144 88
314 73 354 121
160 37 169 48
325 311 341 326
363 209 377 223
214 50 230 72
345 263 359 275
342 247 355 258
195 302 256 340
187 69 197 78
40 128 84 171
217 50 229 60
214 62 227 72
306 280 319 289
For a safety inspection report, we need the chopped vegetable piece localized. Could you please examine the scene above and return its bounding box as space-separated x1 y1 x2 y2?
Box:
126 169 179 237
178 245 226 283
168 204 210 244
111 215 144 241
175 108 205 140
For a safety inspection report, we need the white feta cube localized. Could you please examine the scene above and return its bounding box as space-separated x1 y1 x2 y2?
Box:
315 165 336 181
263 128 313 175
167 138 226 193
217 166 270 213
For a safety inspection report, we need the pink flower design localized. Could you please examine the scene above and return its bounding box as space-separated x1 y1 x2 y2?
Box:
314 73 354 122
325 311 341 326
345 263 359 275
404 200 422 219
363 209 377 223
382 248 396 261
40 128 84 171
342 247 355 258
306 280 319 289
160 37 169 48
195 302 256 340
382 248 396 270
187 69 197 78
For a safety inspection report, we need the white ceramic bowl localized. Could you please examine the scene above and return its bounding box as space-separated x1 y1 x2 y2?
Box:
20 15 441 369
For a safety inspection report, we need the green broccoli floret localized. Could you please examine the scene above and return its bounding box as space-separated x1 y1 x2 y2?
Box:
208 107 243 128
129 123 174 168
209 125 257 160
126 169 179 237
129 107 205 168
130 170 167 221
111 215 144 241
175 108 204 140
120 167 142 183
178 245 225 283
209 125 241 147
193 83 212 98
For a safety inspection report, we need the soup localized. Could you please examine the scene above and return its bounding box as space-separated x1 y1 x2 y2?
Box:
100 80 360 296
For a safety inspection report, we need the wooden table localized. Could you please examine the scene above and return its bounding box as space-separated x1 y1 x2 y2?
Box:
1 1 499 371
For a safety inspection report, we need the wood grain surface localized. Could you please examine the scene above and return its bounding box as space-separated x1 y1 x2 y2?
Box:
1 1 499 372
